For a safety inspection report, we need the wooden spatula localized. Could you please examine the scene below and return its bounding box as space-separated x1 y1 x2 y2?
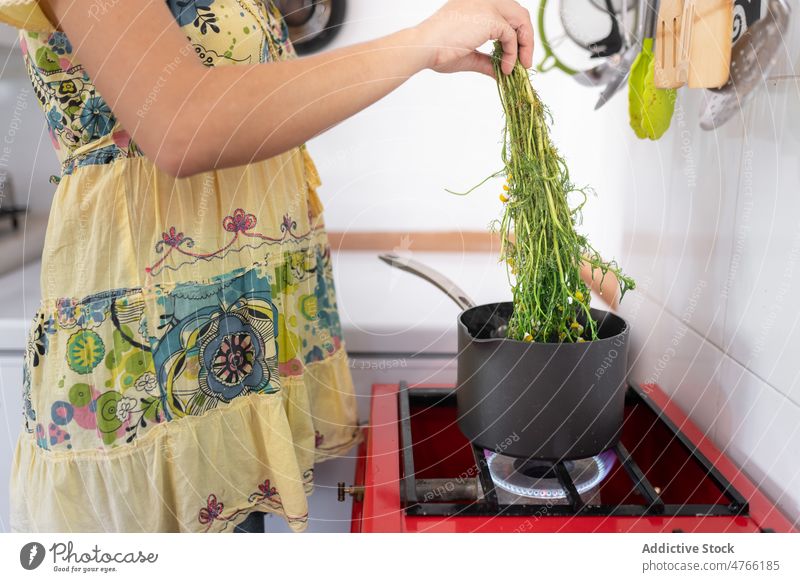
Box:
654 0 685 88
687 0 734 88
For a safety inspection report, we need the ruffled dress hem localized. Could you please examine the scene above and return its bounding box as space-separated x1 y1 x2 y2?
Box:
11 347 360 533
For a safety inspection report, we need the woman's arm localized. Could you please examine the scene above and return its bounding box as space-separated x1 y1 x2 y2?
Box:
41 0 534 178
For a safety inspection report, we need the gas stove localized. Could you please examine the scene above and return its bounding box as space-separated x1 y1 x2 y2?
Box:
346 382 796 532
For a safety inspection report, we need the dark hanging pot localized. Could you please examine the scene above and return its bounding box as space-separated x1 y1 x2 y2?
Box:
274 0 348 55
380 254 630 462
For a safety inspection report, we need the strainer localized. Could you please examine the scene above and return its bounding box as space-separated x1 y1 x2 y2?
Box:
699 0 792 130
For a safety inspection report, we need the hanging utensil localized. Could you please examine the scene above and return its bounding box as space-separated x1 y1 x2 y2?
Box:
573 51 625 86
595 0 647 109
537 0 580 75
675 0 696 85
655 0 734 88
699 0 791 130
732 0 766 44
573 0 637 86
686 0 734 88
629 0 677 138
540 0 639 79
654 0 686 87
561 0 625 57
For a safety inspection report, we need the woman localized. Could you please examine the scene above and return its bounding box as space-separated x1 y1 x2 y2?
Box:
0 0 534 532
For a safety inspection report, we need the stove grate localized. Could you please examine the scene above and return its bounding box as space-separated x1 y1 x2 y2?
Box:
398 383 749 519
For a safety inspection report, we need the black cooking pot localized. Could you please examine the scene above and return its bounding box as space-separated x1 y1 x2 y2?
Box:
380 254 630 461
457 302 629 460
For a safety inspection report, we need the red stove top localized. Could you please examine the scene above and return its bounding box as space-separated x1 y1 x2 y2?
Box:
349 383 796 533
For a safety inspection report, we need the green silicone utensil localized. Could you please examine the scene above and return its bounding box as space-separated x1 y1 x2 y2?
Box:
629 36 676 140
536 0 578 75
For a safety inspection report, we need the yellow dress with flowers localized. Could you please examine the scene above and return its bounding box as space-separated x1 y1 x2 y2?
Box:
0 0 360 532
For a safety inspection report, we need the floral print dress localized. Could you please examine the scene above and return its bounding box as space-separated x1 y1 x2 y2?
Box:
0 0 360 533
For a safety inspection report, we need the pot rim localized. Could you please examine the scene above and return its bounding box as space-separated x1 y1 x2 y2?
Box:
457 301 629 346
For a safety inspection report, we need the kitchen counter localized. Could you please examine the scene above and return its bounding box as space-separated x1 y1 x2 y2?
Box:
0 250 513 353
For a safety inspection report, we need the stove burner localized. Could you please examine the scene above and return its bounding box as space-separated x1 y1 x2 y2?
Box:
487 450 616 500
514 458 570 479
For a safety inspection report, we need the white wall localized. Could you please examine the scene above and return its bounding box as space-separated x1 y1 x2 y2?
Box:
309 0 624 258
612 5 800 525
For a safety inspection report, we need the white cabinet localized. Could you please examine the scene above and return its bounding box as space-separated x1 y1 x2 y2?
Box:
348 354 457 421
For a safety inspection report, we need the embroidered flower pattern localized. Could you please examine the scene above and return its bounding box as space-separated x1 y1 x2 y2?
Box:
135 372 159 395
66 330 105 374
47 31 72 55
115 397 138 423
158 226 193 250
146 205 314 275
202 315 266 399
152 269 280 415
223 208 257 233
198 494 224 526
198 477 300 532
281 214 296 234
47 106 64 132
254 479 278 500
74 300 110 328
80 96 115 140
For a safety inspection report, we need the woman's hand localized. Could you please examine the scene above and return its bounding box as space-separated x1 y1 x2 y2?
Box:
415 0 534 77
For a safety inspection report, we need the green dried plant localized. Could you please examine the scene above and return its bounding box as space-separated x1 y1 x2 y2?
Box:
452 43 635 343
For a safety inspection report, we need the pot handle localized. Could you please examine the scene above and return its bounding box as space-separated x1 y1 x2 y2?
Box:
378 253 476 311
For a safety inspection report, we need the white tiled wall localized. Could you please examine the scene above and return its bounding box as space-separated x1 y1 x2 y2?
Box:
617 13 800 525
